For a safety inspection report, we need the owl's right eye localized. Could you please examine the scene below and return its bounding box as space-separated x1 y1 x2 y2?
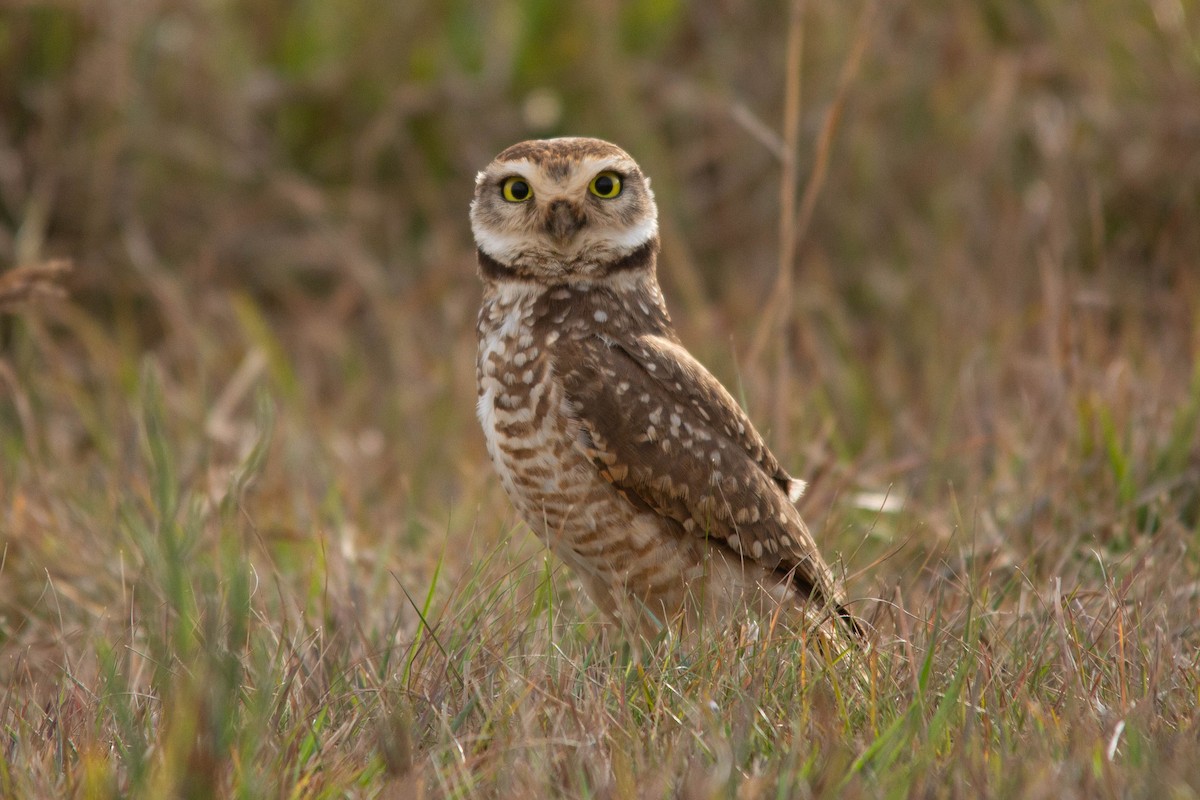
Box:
501 177 532 202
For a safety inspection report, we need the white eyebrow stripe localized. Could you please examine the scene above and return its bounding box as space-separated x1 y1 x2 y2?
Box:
579 155 631 170
488 155 637 180
482 159 538 183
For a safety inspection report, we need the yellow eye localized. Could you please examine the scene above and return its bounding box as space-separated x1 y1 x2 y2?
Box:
589 171 622 199
501 176 532 202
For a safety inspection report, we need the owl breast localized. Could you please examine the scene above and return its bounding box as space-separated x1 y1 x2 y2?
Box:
476 282 720 622
476 286 565 522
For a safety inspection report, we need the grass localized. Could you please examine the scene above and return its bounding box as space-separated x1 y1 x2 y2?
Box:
1 0 1199 797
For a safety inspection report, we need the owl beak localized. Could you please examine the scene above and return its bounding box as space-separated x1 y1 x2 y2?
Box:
544 199 586 243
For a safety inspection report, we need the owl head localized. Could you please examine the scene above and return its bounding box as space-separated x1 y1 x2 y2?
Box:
470 137 659 281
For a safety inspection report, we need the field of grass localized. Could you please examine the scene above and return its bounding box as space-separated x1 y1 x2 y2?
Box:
2 1 1199 797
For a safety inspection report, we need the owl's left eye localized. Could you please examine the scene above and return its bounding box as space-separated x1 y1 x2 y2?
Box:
502 177 532 202
589 171 622 199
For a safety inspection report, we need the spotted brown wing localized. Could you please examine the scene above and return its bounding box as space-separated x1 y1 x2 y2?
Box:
557 332 848 617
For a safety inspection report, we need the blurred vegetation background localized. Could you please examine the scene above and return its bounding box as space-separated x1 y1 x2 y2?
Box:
4 0 1194 500
1 0 1198 795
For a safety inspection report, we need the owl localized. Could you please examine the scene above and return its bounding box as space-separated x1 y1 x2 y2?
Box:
472 137 861 651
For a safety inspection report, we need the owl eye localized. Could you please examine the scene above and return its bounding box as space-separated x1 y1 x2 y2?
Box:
588 171 622 199
501 177 532 202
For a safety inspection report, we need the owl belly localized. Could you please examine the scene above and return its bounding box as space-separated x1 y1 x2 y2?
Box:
477 326 701 622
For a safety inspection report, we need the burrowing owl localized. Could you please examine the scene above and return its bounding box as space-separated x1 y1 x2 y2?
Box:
472 137 859 645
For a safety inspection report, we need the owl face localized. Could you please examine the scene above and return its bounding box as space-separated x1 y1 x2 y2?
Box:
471 138 659 280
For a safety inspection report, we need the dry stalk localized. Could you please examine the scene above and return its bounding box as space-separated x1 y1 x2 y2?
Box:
0 260 72 313
747 2 879 391
768 0 807 442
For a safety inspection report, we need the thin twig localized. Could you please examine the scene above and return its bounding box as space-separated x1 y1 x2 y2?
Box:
770 0 806 441
748 1 878 371
793 0 877 255
0 260 72 313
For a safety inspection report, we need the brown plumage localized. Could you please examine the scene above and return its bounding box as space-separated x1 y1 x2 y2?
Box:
472 137 860 648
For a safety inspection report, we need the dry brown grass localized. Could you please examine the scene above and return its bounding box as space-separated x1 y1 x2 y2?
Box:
1 1 1198 797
